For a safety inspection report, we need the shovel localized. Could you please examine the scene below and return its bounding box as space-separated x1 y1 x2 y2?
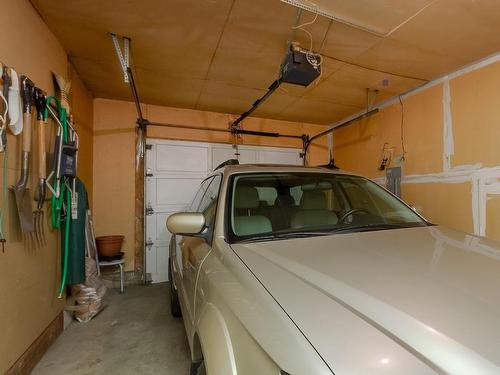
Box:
11 76 34 236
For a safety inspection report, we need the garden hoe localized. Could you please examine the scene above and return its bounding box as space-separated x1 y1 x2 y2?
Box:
34 88 47 246
11 76 35 243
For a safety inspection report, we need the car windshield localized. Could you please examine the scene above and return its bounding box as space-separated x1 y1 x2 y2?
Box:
228 172 428 242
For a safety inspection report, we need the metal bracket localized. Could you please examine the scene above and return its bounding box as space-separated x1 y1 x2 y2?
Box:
110 33 130 83
137 118 149 132
145 144 153 150
300 134 309 164
145 202 154 216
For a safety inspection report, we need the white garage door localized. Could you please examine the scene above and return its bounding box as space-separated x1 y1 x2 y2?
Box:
145 139 302 283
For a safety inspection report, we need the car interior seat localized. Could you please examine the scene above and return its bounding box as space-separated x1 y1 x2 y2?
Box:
291 190 338 229
233 186 272 236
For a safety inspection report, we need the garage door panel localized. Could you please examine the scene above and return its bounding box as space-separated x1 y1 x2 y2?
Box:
156 143 208 172
156 177 204 206
211 145 257 168
258 149 301 164
145 244 156 279
238 149 258 164
146 139 302 283
155 245 169 282
155 212 175 242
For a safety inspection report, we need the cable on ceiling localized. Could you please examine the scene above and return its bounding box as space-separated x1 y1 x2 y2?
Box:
291 0 323 77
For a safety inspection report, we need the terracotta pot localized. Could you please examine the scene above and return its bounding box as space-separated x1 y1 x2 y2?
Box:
96 235 124 257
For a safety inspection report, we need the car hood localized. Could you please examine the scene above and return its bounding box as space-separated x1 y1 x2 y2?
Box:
230 226 500 375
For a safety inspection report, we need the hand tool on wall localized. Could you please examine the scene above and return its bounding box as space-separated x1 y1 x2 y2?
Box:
0 65 9 250
34 88 47 246
11 76 35 239
1 65 10 152
52 72 71 115
8 68 22 135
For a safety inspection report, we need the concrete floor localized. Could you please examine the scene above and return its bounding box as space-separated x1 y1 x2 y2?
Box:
33 283 191 375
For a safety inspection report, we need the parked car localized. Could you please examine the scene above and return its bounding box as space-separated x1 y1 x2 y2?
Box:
167 162 500 375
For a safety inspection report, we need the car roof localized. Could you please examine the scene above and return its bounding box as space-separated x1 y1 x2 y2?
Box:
211 162 357 177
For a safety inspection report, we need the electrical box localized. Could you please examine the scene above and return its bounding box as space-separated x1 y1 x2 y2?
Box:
280 49 321 86
386 166 402 197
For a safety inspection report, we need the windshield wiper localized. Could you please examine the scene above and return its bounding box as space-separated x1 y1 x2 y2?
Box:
236 223 424 243
330 222 422 234
237 231 332 243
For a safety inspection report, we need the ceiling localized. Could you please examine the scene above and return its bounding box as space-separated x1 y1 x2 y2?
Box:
31 0 500 125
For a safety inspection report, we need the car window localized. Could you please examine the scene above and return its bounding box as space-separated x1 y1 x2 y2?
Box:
228 172 427 242
189 177 213 211
340 181 377 212
197 175 222 230
256 187 277 206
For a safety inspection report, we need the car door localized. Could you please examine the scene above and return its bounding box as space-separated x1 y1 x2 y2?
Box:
172 177 213 323
182 175 222 324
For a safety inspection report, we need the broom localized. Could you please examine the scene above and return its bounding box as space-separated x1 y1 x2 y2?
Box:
52 71 71 114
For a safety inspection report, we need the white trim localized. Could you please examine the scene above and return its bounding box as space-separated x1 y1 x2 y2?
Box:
327 51 500 131
334 51 500 238
373 165 500 237
442 78 454 171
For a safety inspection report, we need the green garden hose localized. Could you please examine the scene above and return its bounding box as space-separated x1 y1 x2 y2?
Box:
46 96 71 298
58 187 71 298
45 96 67 230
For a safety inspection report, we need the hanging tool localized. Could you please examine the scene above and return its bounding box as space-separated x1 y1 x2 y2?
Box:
11 76 35 240
45 98 64 225
0 65 9 251
1 65 10 152
33 88 47 246
52 72 71 115
8 68 22 135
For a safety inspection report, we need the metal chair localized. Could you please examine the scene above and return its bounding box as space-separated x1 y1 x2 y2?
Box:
86 211 125 293
97 257 125 293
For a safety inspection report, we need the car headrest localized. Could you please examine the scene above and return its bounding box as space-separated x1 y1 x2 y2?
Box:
300 190 327 210
234 186 260 209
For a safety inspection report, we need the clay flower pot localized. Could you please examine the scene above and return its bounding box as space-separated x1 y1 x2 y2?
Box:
95 235 124 257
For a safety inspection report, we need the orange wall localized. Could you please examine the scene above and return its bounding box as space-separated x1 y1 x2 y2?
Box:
70 65 94 202
93 99 328 271
0 1 93 372
333 60 500 239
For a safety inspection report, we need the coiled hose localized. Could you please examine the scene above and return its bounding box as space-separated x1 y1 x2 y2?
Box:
46 97 71 298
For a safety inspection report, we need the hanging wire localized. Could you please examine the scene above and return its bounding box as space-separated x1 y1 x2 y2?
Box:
399 95 406 160
290 0 323 80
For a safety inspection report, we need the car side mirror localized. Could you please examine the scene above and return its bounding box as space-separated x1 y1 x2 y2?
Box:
166 212 205 235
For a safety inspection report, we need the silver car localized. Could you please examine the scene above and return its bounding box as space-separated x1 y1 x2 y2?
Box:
167 163 500 375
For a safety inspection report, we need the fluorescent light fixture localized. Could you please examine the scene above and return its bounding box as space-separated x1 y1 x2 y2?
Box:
280 0 384 36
